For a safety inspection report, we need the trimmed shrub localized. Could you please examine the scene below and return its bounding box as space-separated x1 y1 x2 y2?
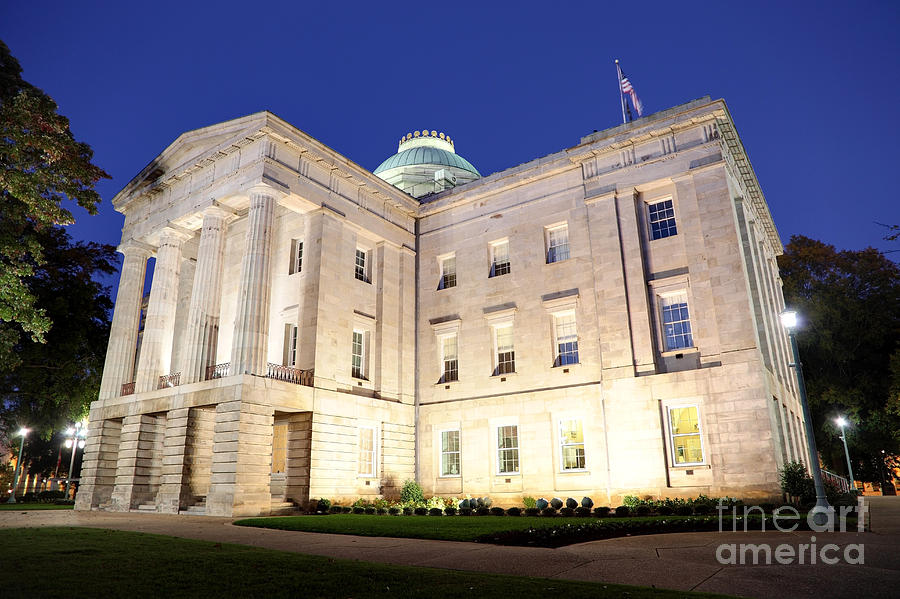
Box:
341 506 352 514
524 507 541 516
565 497 578 509
635 505 651 517
388 507 401 515
506 507 521 516
674 505 693 516
523 496 537 509
581 497 594 509
490 507 505 516
401 479 425 505
476 507 491 516
329 505 342 514
536 498 549 511
693 504 712 515
365 506 376 515
414 507 428 516
444 507 457 516
550 497 563 510
541 507 557 517
613 506 630 517
459 508 473 516
593 506 611 517
658 505 674 516
38 490 65 502
429 507 443 516
560 507 576 517
402 507 413 516
376 508 387 515
316 498 332 513
759 502 776 514
575 507 591 517
353 506 365 514
458 498 471 509
481 497 493 508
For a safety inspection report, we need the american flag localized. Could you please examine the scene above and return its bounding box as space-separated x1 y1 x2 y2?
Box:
619 67 644 118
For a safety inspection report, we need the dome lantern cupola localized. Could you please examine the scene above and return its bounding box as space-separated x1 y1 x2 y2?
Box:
373 130 480 198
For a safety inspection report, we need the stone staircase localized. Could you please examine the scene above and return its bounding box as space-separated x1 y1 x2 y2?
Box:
181 496 207 515
135 503 157 512
270 500 298 515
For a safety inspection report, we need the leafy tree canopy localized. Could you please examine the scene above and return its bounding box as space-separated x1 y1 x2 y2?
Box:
0 39 110 368
0 226 115 447
778 235 900 482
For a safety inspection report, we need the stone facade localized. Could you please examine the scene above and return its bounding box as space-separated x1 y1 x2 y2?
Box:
76 97 806 516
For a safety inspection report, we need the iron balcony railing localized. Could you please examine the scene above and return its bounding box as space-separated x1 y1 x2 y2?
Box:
267 363 314 386
205 362 231 380
157 372 181 389
120 381 135 396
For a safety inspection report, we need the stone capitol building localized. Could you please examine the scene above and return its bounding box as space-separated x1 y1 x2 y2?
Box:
74 96 810 516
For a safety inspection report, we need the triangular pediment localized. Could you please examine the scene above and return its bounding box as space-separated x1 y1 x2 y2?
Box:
112 112 273 209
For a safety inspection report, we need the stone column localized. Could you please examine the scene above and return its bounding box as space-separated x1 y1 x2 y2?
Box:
98 243 150 400
135 228 191 393
230 185 277 376
182 208 229 383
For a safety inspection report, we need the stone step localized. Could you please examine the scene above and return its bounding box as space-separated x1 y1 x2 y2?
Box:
181 506 206 515
136 504 157 511
270 502 298 515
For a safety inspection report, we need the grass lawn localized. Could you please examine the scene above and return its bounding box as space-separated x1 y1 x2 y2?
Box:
1 528 735 599
0 502 73 510
234 513 708 542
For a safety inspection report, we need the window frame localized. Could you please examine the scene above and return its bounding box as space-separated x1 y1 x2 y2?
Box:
351 329 368 380
283 323 298 367
357 425 377 477
658 291 694 352
439 333 459 383
544 223 570 264
552 310 579 367
354 247 371 283
289 239 304 275
492 323 516 376
666 404 706 467
558 418 586 472
495 423 520 475
439 428 461 477
647 198 678 241
437 253 457 290
489 238 510 277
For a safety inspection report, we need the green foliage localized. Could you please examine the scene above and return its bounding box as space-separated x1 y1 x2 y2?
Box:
399 479 424 505
315 498 331 513
0 41 110 364
522 496 536 509
778 236 900 481
780 460 810 497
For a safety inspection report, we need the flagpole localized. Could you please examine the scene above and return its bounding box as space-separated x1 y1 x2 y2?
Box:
615 59 627 125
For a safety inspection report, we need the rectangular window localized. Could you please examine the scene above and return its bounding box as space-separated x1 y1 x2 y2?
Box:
489 240 510 277
440 430 460 476
289 239 303 274
358 427 375 476
441 335 459 382
546 224 570 263
438 255 457 290
559 419 585 470
553 312 579 366
648 199 677 240
355 248 370 283
668 406 704 465
351 330 366 379
661 293 693 351
497 425 519 474
494 325 515 375
284 324 298 367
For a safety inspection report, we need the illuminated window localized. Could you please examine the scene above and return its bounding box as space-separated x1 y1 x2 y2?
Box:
668 406 704 465
440 430 460 476
559 419 585 470
648 199 677 240
497 425 519 474
358 427 376 476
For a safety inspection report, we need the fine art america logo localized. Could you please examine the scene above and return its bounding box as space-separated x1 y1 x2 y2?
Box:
715 499 866 565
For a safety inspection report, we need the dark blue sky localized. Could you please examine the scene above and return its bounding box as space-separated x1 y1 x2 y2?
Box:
2 0 898 288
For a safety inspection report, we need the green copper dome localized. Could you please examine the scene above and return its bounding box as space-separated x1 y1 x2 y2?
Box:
374 146 480 176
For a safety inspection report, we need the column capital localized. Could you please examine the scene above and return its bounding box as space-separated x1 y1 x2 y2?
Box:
158 224 193 244
247 182 285 200
117 239 154 257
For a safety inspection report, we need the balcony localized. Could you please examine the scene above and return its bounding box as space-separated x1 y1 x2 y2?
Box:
158 372 181 389
205 363 231 380
121 381 135 396
267 363 314 386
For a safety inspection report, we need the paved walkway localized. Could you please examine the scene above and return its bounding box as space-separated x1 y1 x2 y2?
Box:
2 496 899 598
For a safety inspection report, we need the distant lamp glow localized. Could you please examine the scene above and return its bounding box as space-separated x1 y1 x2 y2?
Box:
65 427 75 436
780 310 798 330
7 427 30 503
17 427 29 437
836 416 848 428
63 421 88 500
64 439 74 449
835 416 856 492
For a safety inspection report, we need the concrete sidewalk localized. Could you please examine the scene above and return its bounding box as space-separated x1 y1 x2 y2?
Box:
2 496 898 598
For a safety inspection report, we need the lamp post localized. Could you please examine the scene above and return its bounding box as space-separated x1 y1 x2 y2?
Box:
6 428 29 504
64 422 87 500
835 417 856 493
781 310 832 524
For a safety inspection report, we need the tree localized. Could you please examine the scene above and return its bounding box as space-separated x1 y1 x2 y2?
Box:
0 40 110 369
778 235 900 482
0 226 115 445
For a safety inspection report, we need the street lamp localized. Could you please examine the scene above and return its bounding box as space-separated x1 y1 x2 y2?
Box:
6 428 30 504
835 417 856 493
64 422 87 500
781 310 832 524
